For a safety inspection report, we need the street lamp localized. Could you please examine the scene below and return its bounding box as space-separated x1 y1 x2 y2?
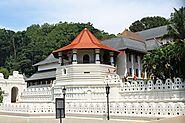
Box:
105 84 110 120
62 87 66 118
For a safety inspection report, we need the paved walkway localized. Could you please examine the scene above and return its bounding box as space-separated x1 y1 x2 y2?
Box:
0 115 184 123
0 115 147 123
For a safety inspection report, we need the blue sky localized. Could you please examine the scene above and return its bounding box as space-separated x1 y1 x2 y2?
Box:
0 0 183 34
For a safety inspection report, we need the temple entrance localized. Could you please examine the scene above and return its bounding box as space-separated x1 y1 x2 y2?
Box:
83 54 90 63
11 87 18 103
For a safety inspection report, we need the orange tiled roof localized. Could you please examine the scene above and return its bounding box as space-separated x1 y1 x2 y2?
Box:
120 29 144 42
53 28 119 53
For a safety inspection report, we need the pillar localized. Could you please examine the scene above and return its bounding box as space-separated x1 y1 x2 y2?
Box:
131 54 134 77
138 55 141 78
144 69 147 79
124 52 127 76
95 49 100 64
58 52 63 65
110 52 114 66
72 49 77 64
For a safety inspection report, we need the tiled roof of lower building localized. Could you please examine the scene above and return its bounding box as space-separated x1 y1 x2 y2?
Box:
26 69 56 81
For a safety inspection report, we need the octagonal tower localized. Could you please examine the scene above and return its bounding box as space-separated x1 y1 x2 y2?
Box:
53 28 119 88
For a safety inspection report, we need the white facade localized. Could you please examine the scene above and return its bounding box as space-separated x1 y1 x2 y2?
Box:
0 71 26 103
0 69 185 120
0 27 184 121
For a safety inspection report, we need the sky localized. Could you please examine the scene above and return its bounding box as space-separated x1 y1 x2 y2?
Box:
0 0 184 34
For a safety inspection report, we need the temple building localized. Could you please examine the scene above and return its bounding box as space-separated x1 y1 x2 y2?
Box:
26 54 59 87
103 29 147 79
1 27 184 122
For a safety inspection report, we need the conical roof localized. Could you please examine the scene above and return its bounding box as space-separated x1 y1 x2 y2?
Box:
53 28 119 53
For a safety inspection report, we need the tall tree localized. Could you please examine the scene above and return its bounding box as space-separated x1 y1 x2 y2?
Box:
129 16 169 32
165 7 185 40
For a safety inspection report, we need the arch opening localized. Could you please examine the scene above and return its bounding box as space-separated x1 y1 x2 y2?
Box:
11 87 18 103
83 54 90 63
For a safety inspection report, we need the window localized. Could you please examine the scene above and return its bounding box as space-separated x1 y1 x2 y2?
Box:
83 54 90 63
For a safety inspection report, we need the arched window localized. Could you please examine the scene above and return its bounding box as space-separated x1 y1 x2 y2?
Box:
83 54 90 63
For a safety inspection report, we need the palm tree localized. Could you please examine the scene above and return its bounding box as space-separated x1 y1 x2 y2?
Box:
166 7 185 40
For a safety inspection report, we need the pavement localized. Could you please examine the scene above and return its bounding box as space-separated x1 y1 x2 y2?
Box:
0 115 184 123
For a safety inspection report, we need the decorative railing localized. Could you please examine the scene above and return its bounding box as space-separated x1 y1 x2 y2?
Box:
65 102 185 117
20 87 53 102
0 103 55 114
120 78 185 92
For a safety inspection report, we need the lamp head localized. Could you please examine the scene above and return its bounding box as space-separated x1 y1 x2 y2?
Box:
105 84 110 94
62 86 66 94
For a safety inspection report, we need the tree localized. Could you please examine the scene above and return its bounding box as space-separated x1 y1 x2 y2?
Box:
143 7 185 80
0 29 15 66
143 39 185 80
0 67 9 79
0 87 3 102
165 7 185 40
129 16 169 32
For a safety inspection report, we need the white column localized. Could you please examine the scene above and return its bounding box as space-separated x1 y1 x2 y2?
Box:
110 52 114 66
95 49 100 64
131 54 134 77
58 52 63 65
144 69 147 79
124 52 127 76
138 55 141 78
72 49 77 64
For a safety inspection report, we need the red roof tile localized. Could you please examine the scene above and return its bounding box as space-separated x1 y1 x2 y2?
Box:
53 28 119 53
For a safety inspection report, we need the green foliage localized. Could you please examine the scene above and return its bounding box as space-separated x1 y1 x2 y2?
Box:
0 29 15 66
0 87 3 102
0 67 9 79
129 16 169 32
143 39 185 80
165 7 185 40
0 22 115 77
143 7 185 80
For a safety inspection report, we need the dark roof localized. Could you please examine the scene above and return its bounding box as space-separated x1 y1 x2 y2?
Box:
26 70 56 81
102 37 147 53
145 39 162 51
33 54 58 66
137 25 168 40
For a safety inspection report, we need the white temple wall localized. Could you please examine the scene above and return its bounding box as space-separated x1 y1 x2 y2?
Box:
0 70 185 120
0 71 26 103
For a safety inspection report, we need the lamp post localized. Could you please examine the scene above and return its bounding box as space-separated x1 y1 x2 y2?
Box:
105 84 110 120
62 87 66 118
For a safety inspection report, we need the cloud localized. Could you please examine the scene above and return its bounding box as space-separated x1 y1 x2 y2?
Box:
0 0 183 34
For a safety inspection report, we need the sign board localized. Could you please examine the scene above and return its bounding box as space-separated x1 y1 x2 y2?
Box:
55 98 65 118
